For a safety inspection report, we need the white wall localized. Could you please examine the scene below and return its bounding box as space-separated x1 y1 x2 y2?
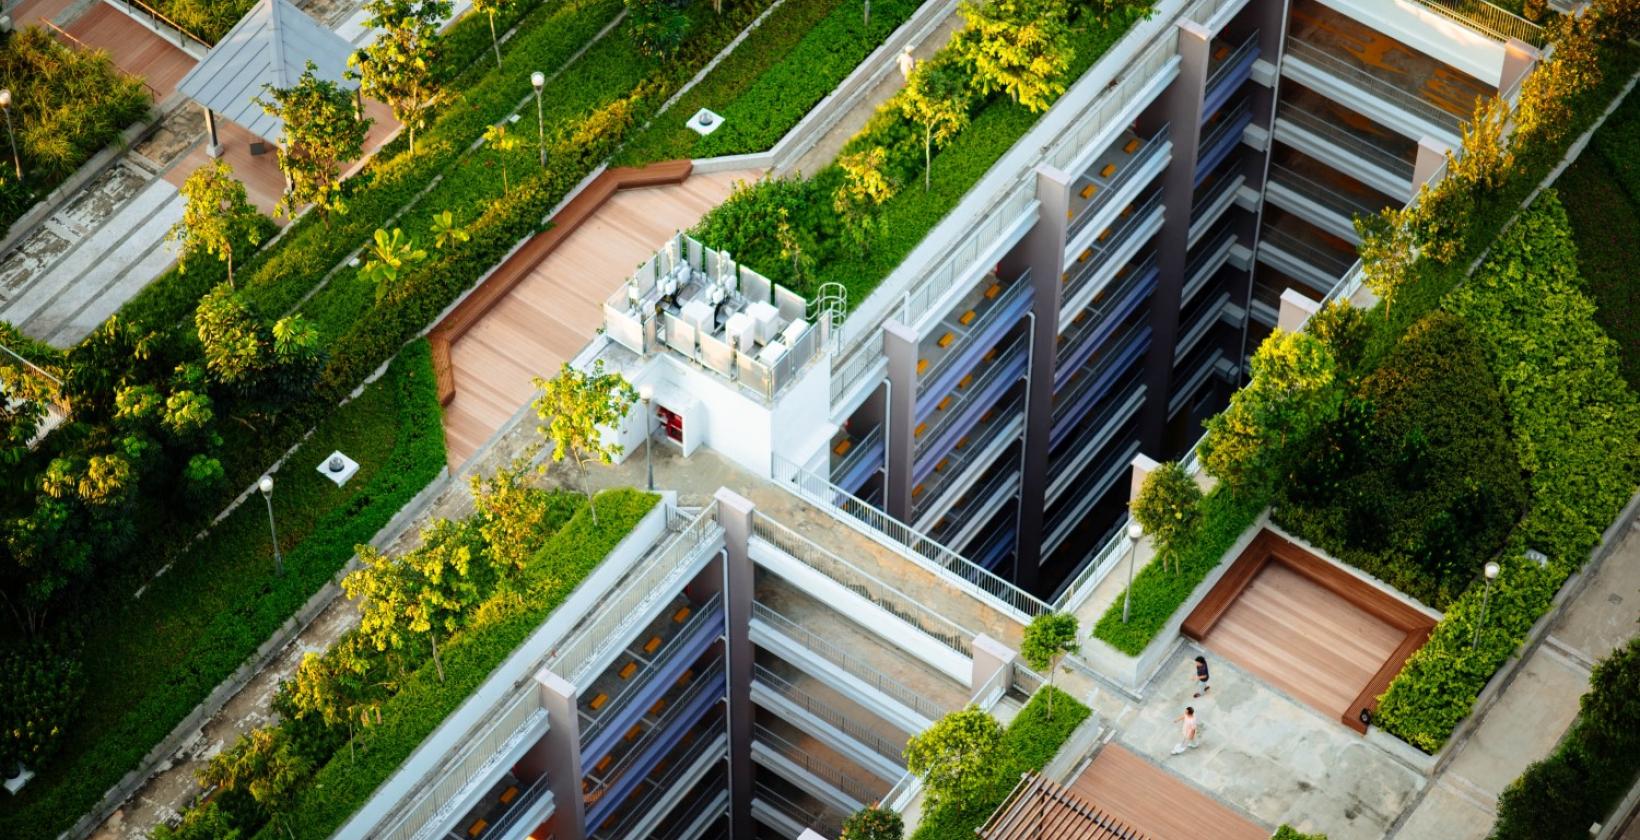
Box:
1317 0 1508 85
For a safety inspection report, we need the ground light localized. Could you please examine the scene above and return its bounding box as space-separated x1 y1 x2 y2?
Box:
1122 519 1144 623
258 474 284 576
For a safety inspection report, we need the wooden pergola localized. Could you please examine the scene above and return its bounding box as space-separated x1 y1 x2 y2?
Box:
978 772 1150 840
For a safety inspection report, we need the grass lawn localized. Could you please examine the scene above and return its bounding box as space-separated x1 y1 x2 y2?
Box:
0 342 446 840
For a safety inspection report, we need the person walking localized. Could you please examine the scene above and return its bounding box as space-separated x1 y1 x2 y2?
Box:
1193 655 1211 697
1170 707 1200 755
898 45 917 81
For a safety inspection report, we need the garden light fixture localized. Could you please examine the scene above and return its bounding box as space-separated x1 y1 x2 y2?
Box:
531 71 546 167
258 475 284 577
1474 560 1501 646
1121 519 1144 624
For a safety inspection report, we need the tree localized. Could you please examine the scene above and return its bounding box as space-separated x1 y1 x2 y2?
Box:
258 61 371 221
898 59 972 190
167 159 264 288
483 123 519 196
286 634 392 761
470 0 513 67
1131 461 1201 572
344 519 486 682
150 802 241 840
532 361 637 523
833 146 895 255
626 0 690 58
471 455 569 573
429 209 469 249
1019 611 1078 718
198 727 310 837
1354 207 1417 317
904 706 1003 807
195 285 323 401
358 227 428 302
0 639 84 772
1198 328 1342 496
774 206 815 286
954 0 1072 113
353 0 450 153
840 805 904 840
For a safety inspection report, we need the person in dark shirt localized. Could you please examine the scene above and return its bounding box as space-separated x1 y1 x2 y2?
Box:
1193 655 1211 698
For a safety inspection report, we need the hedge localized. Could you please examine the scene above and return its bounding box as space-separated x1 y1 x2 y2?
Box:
258 489 660 839
1491 638 1640 840
1372 195 1640 753
1562 88 1640 389
1271 828 1328 840
910 687 1090 839
1092 487 1264 655
0 340 447 840
615 0 922 165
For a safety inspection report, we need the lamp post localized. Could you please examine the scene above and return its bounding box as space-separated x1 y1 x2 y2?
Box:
258 475 284 577
1121 520 1144 624
1474 560 1500 646
530 71 546 168
637 383 655 491
0 89 20 182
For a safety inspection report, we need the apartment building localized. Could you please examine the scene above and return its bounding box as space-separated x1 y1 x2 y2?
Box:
597 0 1542 599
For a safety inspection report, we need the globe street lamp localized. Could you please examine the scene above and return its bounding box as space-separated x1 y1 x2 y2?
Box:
0 89 20 182
258 475 284 577
1121 520 1144 624
637 383 655 491
1474 560 1501 646
530 71 546 168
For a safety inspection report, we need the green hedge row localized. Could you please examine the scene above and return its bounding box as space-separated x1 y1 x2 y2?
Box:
1563 88 1640 389
616 0 922 165
262 489 660 840
1372 195 1640 753
0 341 447 840
1491 638 1640 840
1092 488 1264 655
910 687 1090 840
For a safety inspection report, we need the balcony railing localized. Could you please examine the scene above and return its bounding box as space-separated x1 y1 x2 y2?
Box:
754 781 842 837
754 724 882 806
482 775 553 840
652 782 728 840
1259 223 1358 279
580 592 724 748
583 663 725 807
1409 0 1545 47
750 510 979 656
1068 126 1171 241
1203 31 1260 117
833 425 886 494
1283 37 1464 133
546 504 723 688
1065 191 1166 307
753 664 907 768
590 728 726 840
1276 102 1415 181
772 454 1050 621
1267 163 1385 230
916 332 1028 466
751 602 946 721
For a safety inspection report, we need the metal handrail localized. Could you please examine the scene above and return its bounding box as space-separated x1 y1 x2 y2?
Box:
1408 0 1546 47
753 724 881 805
834 424 886 482
1260 224 1357 278
583 663 726 801
917 331 1029 458
579 592 725 746
590 727 726 839
1066 191 1165 302
750 510 978 656
753 664 907 767
773 455 1048 622
914 394 1025 519
1284 37 1464 132
1268 163 1384 226
1197 99 1251 158
112 0 213 48
919 274 1030 392
753 781 840 835
1068 125 1171 240
483 775 553 839
1276 102 1416 180
1205 30 1260 95
751 602 947 721
651 783 728 840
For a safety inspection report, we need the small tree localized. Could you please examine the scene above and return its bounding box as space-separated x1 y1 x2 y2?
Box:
429 209 469 249
954 0 1072 113
903 706 1003 807
833 146 895 256
898 59 971 190
358 227 428 302
471 455 564 573
483 123 519 196
353 0 451 153
626 0 690 58
1131 461 1201 572
167 159 263 288
532 361 637 523
345 519 485 683
195 286 322 401
1198 328 1341 497
1354 207 1417 317
470 0 513 67
840 804 904 840
198 727 310 837
257 61 371 221
1019 611 1078 718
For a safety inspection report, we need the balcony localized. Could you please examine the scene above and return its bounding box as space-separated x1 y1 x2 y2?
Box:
752 778 844 838
1203 30 1260 121
914 274 1032 422
1195 100 1254 187
1189 167 1248 249
441 774 553 840
582 663 726 829
913 404 1022 529
828 425 884 497
1182 227 1240 308
928 464 1021 553
1265 157 1394 243
1174 290 1235 361
913 332 1029 481
751 663 907 781
1055 256 1156 391
1274 91 1416 200
1044 438 1142 557
651 776 729 840
1067 125 1172 245
1061 191 1165 330
1258 209 1359 291
971 521 1018 573
588 728 727 840
1051 322 1151 450
752 720 889 811
1046 377 1147 507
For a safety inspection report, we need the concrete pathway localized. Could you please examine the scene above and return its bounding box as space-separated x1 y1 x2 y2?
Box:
1392 518 1640 840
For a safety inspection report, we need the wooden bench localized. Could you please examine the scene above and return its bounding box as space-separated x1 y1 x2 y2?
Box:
917 358 930 375
499 785 519 805
958 373 974 390
915 422 929 438
643 635 663 654
618 661 638 680
468 818 488 838
984 283 1002 299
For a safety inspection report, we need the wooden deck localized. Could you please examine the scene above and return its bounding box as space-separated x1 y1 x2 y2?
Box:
1182 530 1437 731
439 167 757 465
63 3 195 99
1069 745 1266 840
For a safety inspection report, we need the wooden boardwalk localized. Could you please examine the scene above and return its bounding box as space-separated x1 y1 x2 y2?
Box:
63 3 195 99
1070 745 1266 840
441 169 757 465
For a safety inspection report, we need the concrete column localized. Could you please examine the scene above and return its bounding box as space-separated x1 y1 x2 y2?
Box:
1413 137 1452 191
1276 286 1320 332
714 488 757 839
1128 452 1160 504
533 669 586 840
883 321 919 522
971 633 1019 700
203 106 222 158
1140 20 1213 457
1499 38 1541 97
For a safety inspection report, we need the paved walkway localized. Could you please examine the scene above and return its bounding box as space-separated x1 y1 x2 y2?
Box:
1392 517 1640 839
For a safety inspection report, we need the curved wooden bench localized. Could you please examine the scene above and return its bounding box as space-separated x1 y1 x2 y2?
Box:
429 160 695 406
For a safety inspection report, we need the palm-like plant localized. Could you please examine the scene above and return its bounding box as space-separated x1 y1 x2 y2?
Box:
358 227 428 301
429 209 469 250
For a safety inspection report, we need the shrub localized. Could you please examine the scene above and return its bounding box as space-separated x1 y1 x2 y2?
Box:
0 639 84 772
1131 460 1201 566
842 805 905 840
1272 828 1328 840
1199 329 1344 498
905 706 1005 808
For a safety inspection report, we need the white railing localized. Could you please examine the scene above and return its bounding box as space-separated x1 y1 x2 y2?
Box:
754 664 907 767
1047 35 1179 174
583 663 726 803
1284 37 1463 134
378 687 547 840
1205 29 1260 95
900 182 1036 330
580 591 724 746
545 503 723 687
753 724 883 805
1068 127 1171 240
752 601 947 720
774 453 1049 622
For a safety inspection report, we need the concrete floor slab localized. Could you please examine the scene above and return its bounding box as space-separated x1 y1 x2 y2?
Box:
1552 521 1640 664
1393 780 1493 840
1444 646 1587 797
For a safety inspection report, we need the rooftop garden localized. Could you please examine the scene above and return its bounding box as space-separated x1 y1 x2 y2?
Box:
0 27 150 240
692 0 1151 307
1092 0 1640 755
144 0 259 44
